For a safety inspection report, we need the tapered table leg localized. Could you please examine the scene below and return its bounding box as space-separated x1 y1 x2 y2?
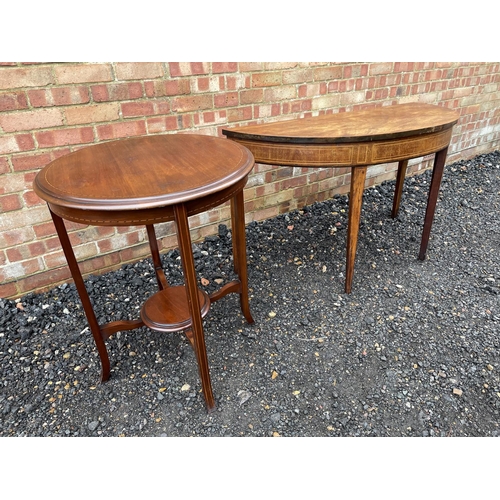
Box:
345 166 367 294
173 203 215 412
392 159 408 218
49 209 111 382
230 190 254 324
419 147 448 260
145 224 169 290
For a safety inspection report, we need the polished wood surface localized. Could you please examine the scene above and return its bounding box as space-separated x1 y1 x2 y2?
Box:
34 134 255 412
222 103 458 145
223 103 460 293
34 134 253 210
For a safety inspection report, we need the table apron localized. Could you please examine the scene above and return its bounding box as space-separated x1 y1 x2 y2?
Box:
47 176 248 227
229 128 453 168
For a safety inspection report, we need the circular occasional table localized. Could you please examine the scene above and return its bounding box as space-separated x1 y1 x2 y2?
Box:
34 133 255 412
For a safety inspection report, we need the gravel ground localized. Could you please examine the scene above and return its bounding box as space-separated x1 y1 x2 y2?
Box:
1 150 499 439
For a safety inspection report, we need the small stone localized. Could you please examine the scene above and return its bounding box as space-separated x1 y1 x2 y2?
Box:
88 421 99 431
453 388 463 396
181 384 190 391
268 311 276 318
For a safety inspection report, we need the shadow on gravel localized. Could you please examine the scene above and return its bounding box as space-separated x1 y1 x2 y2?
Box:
1 151 499 438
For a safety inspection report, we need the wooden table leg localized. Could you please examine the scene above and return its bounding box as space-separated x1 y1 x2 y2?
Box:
392 159 408 218
173 203 215 412
146 224 169 290
419 147 448 260
345 166 367 294
230 190 254 324
49 209 111 382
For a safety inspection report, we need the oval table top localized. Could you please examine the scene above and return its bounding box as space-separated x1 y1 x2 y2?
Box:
34 134 255 211
222 102 460 144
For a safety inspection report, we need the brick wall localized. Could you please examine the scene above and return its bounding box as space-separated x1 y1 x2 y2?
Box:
1 62 499 298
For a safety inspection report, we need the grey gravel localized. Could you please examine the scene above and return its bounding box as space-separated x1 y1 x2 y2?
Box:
1 150 499 437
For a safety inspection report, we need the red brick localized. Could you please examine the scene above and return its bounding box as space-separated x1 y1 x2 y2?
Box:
11 152 52 172
263 85 297 102
0 257 43 282
6 240 46 261
171 94 213 112
0 135 21 154
0 108 63 132
16 134 36 152
23 190 44 207
32 221 57 239
251 72 282 87
0 157 10 174
96 120 147 141
214 92 239 108
91 82 144 102
282 69 313 84
144 79 191 98
68 225 115 246
239 63 264 72
65 102 120 125
0 65 54 90
36 127 94 148
0 227 35 249
29 86 91 107
115 62 164 80
54 63 113 84
369 63 394 76
227 106 253 122
15 266 73 296
196 77 211 92
121 101 155 117
154 100 171 114
0 91 28 111
240 89 263 104
0 193 22 211
313 66 343 81
78 252 121 276
212 62 238 73
0 281 19 299
169 62 209 77
146 116 179 133
0 172 25 194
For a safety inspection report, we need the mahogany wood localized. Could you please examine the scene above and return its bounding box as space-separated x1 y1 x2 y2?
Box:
223 103 460 293
34 134 255 412
141 286 210 332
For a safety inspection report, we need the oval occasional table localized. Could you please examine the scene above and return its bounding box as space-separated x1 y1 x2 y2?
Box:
223 102 460 293
33 134 255 412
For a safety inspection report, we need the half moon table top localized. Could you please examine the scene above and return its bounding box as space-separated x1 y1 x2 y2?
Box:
222 102 460 144
34 134 255 212
222 103 460 168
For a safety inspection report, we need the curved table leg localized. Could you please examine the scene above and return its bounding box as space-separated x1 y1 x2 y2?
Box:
174 203 215 412
392 159 408 218
345 166 367 294
49 209 111 382
419 147 448 260
230 190 254 324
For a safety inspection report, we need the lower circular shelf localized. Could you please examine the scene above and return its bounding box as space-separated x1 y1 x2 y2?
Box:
141 285 210 333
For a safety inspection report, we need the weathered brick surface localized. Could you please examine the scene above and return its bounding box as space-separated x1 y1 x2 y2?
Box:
0 61 499 298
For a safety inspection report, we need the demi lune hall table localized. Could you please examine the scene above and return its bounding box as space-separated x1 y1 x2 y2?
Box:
222 102 460 294
33 134 255 412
